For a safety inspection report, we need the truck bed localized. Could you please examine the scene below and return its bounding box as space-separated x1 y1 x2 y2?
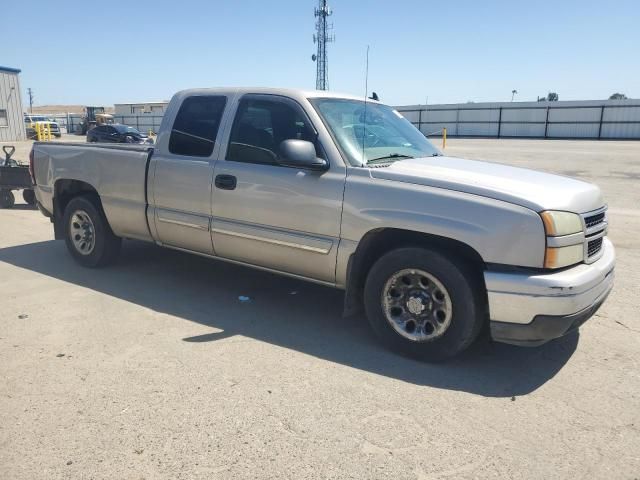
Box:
32 141 155 242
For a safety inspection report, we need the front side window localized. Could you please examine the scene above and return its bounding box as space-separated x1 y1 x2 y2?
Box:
169 95 227 157
310 98 440 166
227 97 317 165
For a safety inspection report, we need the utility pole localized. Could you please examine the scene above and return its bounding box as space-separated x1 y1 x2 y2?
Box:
311 0 334 90
27 88 34 113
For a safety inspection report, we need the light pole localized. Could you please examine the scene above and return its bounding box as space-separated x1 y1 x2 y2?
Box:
28 88 34 113
511 89 518 102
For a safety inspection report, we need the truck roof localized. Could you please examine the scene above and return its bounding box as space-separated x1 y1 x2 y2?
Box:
173 87 374 103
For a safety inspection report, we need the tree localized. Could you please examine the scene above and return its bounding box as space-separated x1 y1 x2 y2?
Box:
609 92 628 100
537 93 559 102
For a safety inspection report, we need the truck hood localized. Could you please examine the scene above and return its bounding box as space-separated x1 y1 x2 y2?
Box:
369 156 604 213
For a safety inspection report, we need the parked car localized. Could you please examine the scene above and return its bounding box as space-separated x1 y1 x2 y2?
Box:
87 124 153 144
29 87 614 361
24 115 62 138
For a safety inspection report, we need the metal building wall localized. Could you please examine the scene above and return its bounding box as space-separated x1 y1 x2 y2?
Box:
0 69 26 142
396 99 640 139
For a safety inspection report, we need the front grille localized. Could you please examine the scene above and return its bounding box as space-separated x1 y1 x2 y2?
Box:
581 207 607 263
585 212 605 229
587 237 603 257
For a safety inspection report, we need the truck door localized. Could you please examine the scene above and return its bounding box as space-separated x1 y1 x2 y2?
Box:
149 95 228 254
211 94 346 283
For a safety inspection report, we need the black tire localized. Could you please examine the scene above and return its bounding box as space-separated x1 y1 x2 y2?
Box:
22 189 36 205
0 189 15 209
62 195 121 267
364 247 484 361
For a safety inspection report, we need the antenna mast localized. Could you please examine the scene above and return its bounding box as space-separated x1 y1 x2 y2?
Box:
312 0 334 90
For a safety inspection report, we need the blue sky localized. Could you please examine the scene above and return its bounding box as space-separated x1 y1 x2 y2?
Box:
4 0 639 106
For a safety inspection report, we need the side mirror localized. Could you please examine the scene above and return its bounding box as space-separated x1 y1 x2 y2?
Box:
278 139 328 171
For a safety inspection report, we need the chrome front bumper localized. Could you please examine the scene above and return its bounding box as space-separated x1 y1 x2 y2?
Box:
485 238 615 346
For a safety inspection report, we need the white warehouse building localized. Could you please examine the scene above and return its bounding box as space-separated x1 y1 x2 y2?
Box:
114 101 168 116
113 101 168 133
0 66 26 142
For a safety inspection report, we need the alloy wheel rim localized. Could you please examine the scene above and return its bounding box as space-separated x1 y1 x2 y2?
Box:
381 268 453 342
70 210 96 256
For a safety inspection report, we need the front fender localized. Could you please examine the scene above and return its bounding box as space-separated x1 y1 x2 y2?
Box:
341 169 546 268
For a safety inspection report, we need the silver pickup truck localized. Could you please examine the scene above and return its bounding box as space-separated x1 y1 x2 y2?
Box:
30 88 615 360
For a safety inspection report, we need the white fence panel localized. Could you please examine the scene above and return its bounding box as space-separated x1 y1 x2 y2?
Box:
501 108 547 122
458 122 499 136
603 106 640 122
423 109 458 122
601 123 640 139
500 123 546 137
459 109 500 122
547 123 600 138
548 107 601 122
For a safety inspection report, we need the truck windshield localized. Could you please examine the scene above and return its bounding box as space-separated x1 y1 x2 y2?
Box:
310 98 441 166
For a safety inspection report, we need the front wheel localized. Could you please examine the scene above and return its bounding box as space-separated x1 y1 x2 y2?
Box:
364 247 484 361
63 195 121 267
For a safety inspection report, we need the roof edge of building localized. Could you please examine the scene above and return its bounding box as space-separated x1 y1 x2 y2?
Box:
0 66 21 74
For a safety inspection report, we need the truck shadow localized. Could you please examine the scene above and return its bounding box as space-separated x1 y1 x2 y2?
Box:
0 239 578 397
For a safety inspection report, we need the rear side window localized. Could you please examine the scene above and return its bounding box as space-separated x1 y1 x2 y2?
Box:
169 96 227 157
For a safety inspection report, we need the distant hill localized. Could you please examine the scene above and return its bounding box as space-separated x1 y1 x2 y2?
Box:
24 105 115 115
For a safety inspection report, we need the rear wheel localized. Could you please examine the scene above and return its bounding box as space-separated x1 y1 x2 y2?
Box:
364 247 484 361
0 190 15 209
63 195 121 267
22 189 36 205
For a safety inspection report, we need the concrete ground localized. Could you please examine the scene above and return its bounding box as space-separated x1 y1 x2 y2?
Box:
1 137 639 479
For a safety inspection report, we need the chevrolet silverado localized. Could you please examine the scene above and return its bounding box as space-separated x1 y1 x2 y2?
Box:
30 88 615 360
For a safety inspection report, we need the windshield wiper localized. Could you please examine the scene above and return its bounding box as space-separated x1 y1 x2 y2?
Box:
367 153 414 164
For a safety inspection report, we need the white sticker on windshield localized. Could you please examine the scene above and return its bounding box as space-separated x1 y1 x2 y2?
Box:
392 110 404 118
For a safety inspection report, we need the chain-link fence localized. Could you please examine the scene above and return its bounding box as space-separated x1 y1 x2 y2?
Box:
62 114 164 135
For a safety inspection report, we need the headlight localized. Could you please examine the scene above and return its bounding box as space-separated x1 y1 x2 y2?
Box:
540 210 584 269
540 211 582 236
